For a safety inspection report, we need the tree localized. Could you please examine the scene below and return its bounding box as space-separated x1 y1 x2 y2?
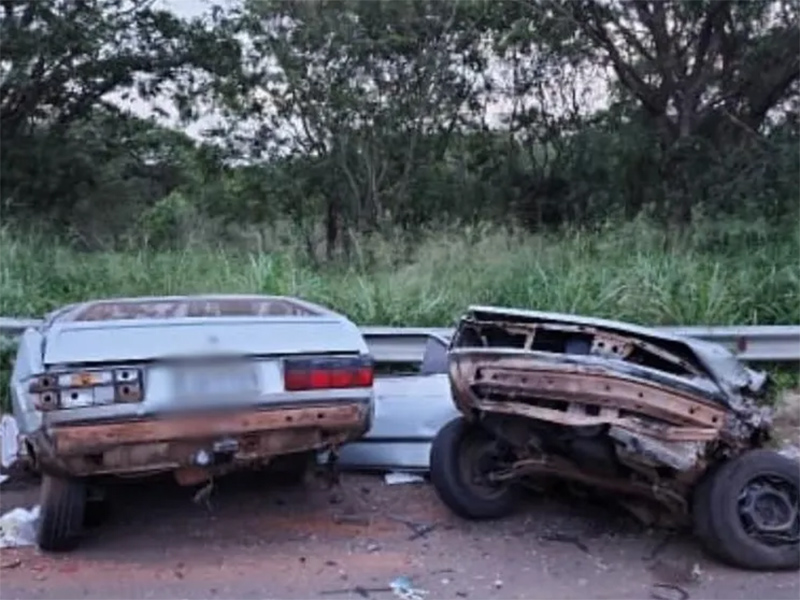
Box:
216 0 490 257
0 0 239 236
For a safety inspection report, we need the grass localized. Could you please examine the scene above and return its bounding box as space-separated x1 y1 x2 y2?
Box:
1 217 798 410
2 218 799 326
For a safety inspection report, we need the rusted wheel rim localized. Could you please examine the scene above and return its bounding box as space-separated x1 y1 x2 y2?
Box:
737 473 799 547
458 432 509 500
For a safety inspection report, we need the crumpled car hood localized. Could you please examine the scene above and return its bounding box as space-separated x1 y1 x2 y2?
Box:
454 306 770 410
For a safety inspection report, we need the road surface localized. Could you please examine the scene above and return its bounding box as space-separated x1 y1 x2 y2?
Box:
0 471 797 600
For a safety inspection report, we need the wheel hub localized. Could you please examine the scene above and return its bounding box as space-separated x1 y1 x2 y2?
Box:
458 437 509 499
738 475 799 543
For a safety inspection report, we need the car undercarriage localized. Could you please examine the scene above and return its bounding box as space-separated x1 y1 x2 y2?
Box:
430 306 799 571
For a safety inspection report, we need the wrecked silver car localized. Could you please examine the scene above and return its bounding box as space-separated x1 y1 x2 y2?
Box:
10 295 375 552
429 306 799 571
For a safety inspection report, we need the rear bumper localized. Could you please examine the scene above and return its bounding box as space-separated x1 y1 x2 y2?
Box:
29 401 371 478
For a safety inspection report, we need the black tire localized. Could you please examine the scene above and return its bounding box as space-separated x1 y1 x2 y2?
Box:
691 461 726 560
83 497 111 529
37 474 86 552
695 449 799 571
429 417 517 520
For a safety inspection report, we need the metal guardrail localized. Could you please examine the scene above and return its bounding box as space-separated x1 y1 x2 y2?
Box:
1 317 799 363
361 325 800 363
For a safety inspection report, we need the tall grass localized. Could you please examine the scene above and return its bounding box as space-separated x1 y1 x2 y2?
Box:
2 218 799 411
1 217 798 327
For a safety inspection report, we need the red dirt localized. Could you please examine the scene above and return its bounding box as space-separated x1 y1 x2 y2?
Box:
0 471 797 600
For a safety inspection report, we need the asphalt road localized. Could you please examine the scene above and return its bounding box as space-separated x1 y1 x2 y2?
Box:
0 471 797 600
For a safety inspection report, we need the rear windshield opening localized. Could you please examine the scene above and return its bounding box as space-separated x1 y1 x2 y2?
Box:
69 297 320 321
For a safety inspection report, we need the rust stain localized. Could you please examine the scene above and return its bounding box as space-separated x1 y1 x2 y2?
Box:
51 403 368 455
469 362 726 428
69 296 319 322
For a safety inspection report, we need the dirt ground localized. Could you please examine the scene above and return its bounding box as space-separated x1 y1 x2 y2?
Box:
0 470 797 600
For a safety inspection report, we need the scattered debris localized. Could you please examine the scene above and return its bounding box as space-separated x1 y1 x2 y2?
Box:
0 506 39 548
320 586 388 598
1 558 22 570
493 578 503 589
384 472 425 486
192 479 214 510
648 558 702 585
408 523 437 541
540 532 590 554
386 514 438 540
389 576 428 600
366 542 381 553
333 513 371 526
650 583 690 600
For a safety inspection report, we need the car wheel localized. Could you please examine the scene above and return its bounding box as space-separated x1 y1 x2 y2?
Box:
691 461 726 559
37 474 87 552
695 449 799 571
430 417 517 520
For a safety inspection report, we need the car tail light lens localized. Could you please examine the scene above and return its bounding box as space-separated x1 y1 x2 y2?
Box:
29 367 144 410
284 356 373 391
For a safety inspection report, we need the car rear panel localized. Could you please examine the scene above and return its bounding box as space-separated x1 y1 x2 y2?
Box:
34 296 373 426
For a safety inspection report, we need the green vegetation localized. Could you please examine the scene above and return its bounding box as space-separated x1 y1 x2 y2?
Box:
2 218 798 327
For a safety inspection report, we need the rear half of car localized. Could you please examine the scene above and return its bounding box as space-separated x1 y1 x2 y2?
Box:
11 295 375 551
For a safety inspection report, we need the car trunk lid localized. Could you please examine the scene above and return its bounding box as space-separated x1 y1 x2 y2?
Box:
42 317 367 366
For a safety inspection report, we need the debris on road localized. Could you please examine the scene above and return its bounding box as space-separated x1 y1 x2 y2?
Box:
540 532 590 554
389 575 428 600
386 514 438 540
384 472 425 486
0 505 40 548
648 558 703 585
320 585 391 598
332 513 371 526
0 558 22 570
650 583 690 600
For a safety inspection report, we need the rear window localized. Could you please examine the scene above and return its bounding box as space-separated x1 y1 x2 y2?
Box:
66 298 320 322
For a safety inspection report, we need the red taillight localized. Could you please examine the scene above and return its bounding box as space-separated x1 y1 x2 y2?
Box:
284 356 374 391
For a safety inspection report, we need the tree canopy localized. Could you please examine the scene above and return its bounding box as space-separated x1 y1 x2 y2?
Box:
1 0 797 255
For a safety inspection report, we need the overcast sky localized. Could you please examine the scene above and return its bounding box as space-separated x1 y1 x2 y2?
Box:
123 0 608 144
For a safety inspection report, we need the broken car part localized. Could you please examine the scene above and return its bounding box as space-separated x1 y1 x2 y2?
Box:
429 306 798 571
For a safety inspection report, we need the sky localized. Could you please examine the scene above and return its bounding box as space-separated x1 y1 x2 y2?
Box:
121 0 609 145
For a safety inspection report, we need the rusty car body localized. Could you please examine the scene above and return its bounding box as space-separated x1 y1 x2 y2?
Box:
9 295 375 551
429 306 799 571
